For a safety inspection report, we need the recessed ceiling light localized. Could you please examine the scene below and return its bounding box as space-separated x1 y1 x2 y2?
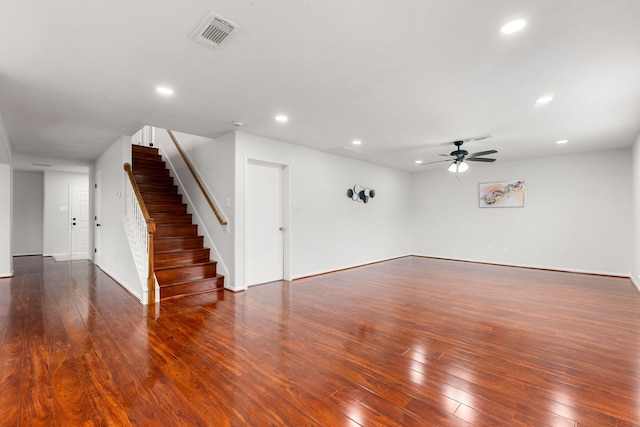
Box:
275 115 288 123
535 95 554 104
500 19 526 34
352 140 362 145
556 139 568 144
415 160 423 164
156 86 174 96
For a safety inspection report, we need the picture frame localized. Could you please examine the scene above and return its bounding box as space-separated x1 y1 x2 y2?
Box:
479 180 525 208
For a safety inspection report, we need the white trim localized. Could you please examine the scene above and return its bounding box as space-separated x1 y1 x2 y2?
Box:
292 254 413 280
95 264 142 303
631 275 640 293
244 158 291 288
67 184 72 258
412 253 629 278
52 253 89 262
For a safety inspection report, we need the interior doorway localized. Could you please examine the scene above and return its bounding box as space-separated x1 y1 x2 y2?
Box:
245 160 289 287
70 184 89 259
94 171 102 265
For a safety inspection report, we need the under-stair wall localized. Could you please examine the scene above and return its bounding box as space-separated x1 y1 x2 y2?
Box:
93 136 143 301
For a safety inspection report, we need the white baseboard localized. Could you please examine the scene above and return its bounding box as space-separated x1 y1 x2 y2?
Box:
412 254 628 278
94 263 142 304
631 275 640 293
291 254 413 282
48 253 68 261
52 253 89 262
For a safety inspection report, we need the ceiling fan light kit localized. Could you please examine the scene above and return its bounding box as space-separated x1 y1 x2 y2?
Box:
448 161 469 173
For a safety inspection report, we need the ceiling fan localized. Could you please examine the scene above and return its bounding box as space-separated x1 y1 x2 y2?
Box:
422 136 497 173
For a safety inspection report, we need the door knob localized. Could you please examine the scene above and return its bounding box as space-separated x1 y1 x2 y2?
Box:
279 227 285 231
96 224 101 227
72 223 76 225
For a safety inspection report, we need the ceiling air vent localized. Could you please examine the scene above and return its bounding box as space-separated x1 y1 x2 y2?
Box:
190 12 239 49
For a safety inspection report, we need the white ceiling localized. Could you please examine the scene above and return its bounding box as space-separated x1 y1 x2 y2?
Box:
1 0 640 172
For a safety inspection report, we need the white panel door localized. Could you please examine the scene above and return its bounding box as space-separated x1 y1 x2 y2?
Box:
246 162 284 286
94 172 102 264
70 184 89 258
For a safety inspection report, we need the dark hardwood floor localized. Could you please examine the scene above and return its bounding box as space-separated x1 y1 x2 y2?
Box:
1 256 639 426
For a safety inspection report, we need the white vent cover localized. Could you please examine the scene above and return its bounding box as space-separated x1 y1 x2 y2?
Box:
190 12 239 49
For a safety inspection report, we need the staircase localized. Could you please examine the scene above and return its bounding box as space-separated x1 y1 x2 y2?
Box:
131 145 224 300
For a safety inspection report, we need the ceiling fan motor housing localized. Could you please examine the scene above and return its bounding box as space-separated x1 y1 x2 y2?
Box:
451 149 468 158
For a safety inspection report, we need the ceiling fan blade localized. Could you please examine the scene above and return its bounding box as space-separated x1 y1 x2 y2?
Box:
460 135 492 143
438 154 455 157
420 159 454 165
466 157 496 162
469 149 497 157
470 134 492 141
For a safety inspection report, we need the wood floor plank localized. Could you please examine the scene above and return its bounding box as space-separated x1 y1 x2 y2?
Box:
19 344 55 426
76 351 133 427
2 255 640 425
0 358 22 426
49 350 97 426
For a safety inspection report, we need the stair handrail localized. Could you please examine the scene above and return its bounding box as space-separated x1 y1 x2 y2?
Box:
166 129 228 226
123 162 157 305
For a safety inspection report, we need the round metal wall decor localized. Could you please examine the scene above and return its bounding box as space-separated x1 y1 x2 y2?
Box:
346 185 376 204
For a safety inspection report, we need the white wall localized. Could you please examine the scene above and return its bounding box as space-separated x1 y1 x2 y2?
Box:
153 129 234 289
235 132 412 290
411 149 632 276
43 170 89 258
93 136 141 300
0 165 12 276
632 134 640 290
0 114 13 276
13 171 43 255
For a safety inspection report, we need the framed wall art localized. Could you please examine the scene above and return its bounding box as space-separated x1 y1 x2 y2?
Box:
479 180 525 208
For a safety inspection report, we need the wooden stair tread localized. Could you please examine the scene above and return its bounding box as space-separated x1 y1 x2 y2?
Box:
154 235 203 240
158 276 224 300
154 247 210 268
155 262 218 285
132 145 158 151
155 248 208 255
154 261 216 272
132 158 165 167
150 220 192 226
158 275 224 288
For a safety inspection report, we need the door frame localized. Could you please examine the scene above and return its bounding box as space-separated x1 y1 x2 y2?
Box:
243 158 291 289
69 184 89 260
94 171 102 265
